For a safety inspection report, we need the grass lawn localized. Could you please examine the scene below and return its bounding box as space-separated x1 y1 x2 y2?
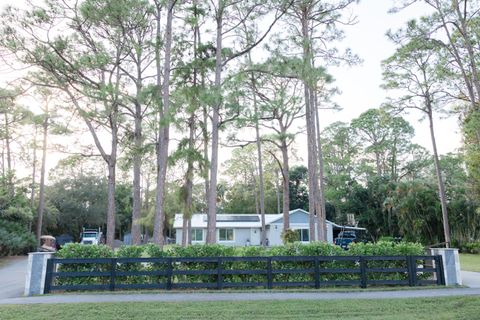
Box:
459 254 480 272
1 297 480 320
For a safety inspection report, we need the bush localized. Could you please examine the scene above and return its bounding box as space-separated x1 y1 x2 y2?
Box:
348 241 426 282
461 242 480 254
0 220 36 256
55 243 114 286
281 229 298 244
52 241 433 289
115 245 147 285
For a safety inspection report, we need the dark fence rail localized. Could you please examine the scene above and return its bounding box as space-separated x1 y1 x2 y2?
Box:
44 255 445 293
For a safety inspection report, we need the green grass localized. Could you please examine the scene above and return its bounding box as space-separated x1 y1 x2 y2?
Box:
460 254 480 272
1 297 480 320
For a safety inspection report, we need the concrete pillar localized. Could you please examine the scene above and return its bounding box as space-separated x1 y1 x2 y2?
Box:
430 248 462 286
24 252 53 296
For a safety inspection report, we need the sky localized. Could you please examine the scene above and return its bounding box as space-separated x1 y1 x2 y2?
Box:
0 0 463 178
326 0 461 155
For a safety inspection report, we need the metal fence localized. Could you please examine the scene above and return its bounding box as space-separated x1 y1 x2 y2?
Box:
44 255 445 293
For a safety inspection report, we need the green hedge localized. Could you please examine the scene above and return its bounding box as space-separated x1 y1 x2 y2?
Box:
53 242 428 288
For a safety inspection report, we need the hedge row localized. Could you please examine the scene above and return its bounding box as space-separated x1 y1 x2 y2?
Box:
56 241 425 259
52 242 430 288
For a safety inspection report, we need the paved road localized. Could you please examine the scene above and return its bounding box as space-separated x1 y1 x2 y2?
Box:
462 271 480 288
0 256 28 299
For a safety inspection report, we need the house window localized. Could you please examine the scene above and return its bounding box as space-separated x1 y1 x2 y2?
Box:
219 228 234 241
295 229 309 242
192 229 203 242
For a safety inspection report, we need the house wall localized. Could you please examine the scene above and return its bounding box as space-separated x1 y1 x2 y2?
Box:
175 229 182 245
268 224 283 246
174 210 335 246
250 228 261 246
225 228 250 246
268 212 334 245
174 228 254 246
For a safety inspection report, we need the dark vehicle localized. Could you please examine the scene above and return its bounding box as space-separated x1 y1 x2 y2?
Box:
56 234 74 249
334 231 358 250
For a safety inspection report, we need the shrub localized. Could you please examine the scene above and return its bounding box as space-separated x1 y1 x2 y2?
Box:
0 220 36 256
115 245 147 285
52 241 434 289
461 242 480 254
281 229 298 244
348 241 426 282
55 243 114 287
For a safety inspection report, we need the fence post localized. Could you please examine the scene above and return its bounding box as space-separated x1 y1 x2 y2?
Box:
267 257 273 289
167 258 173 290
430 248 460 286
360 257 367 288
217 257 223 290
109 258 116 291
435 255 446 286
43 259 54 294
407 256 417 287
314 256 320 289
25 252 54 296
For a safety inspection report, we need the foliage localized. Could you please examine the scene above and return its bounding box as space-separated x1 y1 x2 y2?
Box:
52 242 430 287
222 145 279 214
281 229 298 244
460 242 480 254
0 220 36 256
288 165 309 211
0 177 35 256
56 243 114 259
46 175 133 241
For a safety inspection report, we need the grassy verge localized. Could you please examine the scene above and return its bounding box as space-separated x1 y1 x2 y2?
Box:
1 297 479 320
54 285 452 295
460 254 480 272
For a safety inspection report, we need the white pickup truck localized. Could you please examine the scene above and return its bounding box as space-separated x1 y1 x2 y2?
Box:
80 228 103 245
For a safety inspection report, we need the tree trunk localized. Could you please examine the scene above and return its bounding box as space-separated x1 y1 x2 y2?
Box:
35 115 48 244
305 84 317 242
4 112 12 189
428 110 451 247
182 7 199 247
314 92 327 241
301 10 318 242
131 101 143 245
182 111 195 247
203 105 210 208
153 0 174 246
182 214 188 246
280 138 290 232
252 75 266 246
275 169 281 215
30 126 37 209
106 158 117 248
206 4 223 244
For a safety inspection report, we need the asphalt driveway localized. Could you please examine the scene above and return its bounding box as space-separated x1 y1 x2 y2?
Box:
0 256 28 300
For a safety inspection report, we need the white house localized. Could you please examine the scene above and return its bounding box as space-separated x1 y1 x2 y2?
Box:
173 208 365 246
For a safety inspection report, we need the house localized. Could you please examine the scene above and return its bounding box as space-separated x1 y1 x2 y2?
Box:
173 208 366 246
